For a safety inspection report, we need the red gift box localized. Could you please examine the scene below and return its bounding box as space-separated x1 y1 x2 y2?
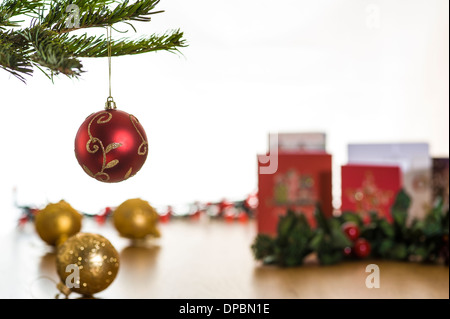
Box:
257 152 332 235
341 164 402 223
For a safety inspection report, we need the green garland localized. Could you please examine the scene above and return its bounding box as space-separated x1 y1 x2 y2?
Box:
251 190 449 266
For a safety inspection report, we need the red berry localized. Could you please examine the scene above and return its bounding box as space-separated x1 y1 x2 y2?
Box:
342 222 360 241
354 238 371 258
343 246 352 257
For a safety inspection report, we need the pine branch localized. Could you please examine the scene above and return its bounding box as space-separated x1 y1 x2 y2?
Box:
21 25 83 77
0 0 187 83
62 29 186 57
41 0 163 33
0 30 33 82
0 0 43 28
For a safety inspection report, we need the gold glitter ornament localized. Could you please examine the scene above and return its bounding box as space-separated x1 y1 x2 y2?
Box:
34 200 82 246
113 198 160 239
56 233 120 297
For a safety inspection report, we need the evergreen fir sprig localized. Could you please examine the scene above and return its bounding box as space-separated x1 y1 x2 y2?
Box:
41 0 163 34
21 25 83 78
0 29 33 82
62 29 185 57
0 0 43 29
0 0 186 82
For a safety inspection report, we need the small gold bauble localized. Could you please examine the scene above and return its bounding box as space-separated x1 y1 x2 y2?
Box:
34 200 82 246
113 198 160 239
56 233 120 296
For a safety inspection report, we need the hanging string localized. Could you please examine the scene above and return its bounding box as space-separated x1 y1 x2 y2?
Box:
105 25 116 110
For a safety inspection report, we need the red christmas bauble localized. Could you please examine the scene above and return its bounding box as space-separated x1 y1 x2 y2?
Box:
74 109 148 183
341 222 361 242
354 238 371 258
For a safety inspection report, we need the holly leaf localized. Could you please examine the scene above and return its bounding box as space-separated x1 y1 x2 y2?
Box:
314 204 330 233
276 212 312 267
318 250 343 265
369 211 380 223
391 189 411 228
379 219 394 238
329 218 352 249
390 243 408 260
295 213 312 238
309 230 324 251
340 211 364 227
378 239 394 257
422 221 441 237
284 242 305 267
409 245 428 259
277 210 297 243
443 210 449 234
360 224 376 240
251 234 276 260
330 229 352 249
412 219 426 233
392 189 411 211
409 219 422 238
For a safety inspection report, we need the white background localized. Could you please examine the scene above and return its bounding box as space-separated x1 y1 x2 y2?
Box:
0 0 448 231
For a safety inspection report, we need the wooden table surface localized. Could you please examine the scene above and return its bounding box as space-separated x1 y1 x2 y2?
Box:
1 218 448 299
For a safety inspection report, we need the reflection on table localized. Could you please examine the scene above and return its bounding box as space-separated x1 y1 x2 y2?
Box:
1 219 448 299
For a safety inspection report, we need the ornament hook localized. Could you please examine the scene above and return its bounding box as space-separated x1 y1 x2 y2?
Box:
56 282 72 299
105 96 117 110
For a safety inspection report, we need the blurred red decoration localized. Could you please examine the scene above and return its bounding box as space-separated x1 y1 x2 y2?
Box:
353 238 371 258
244 193 259 210
341 222 360 241
219 199 234 215
205 203 220 216
224 209 235 222
17 208 39 226
75 109 148 183
18 215 28 226
160 214 170 223
190 210 201 220
95 207 112 225
160 206 173 223
16 193 258 226
95 214 105 225
238 211 249 223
